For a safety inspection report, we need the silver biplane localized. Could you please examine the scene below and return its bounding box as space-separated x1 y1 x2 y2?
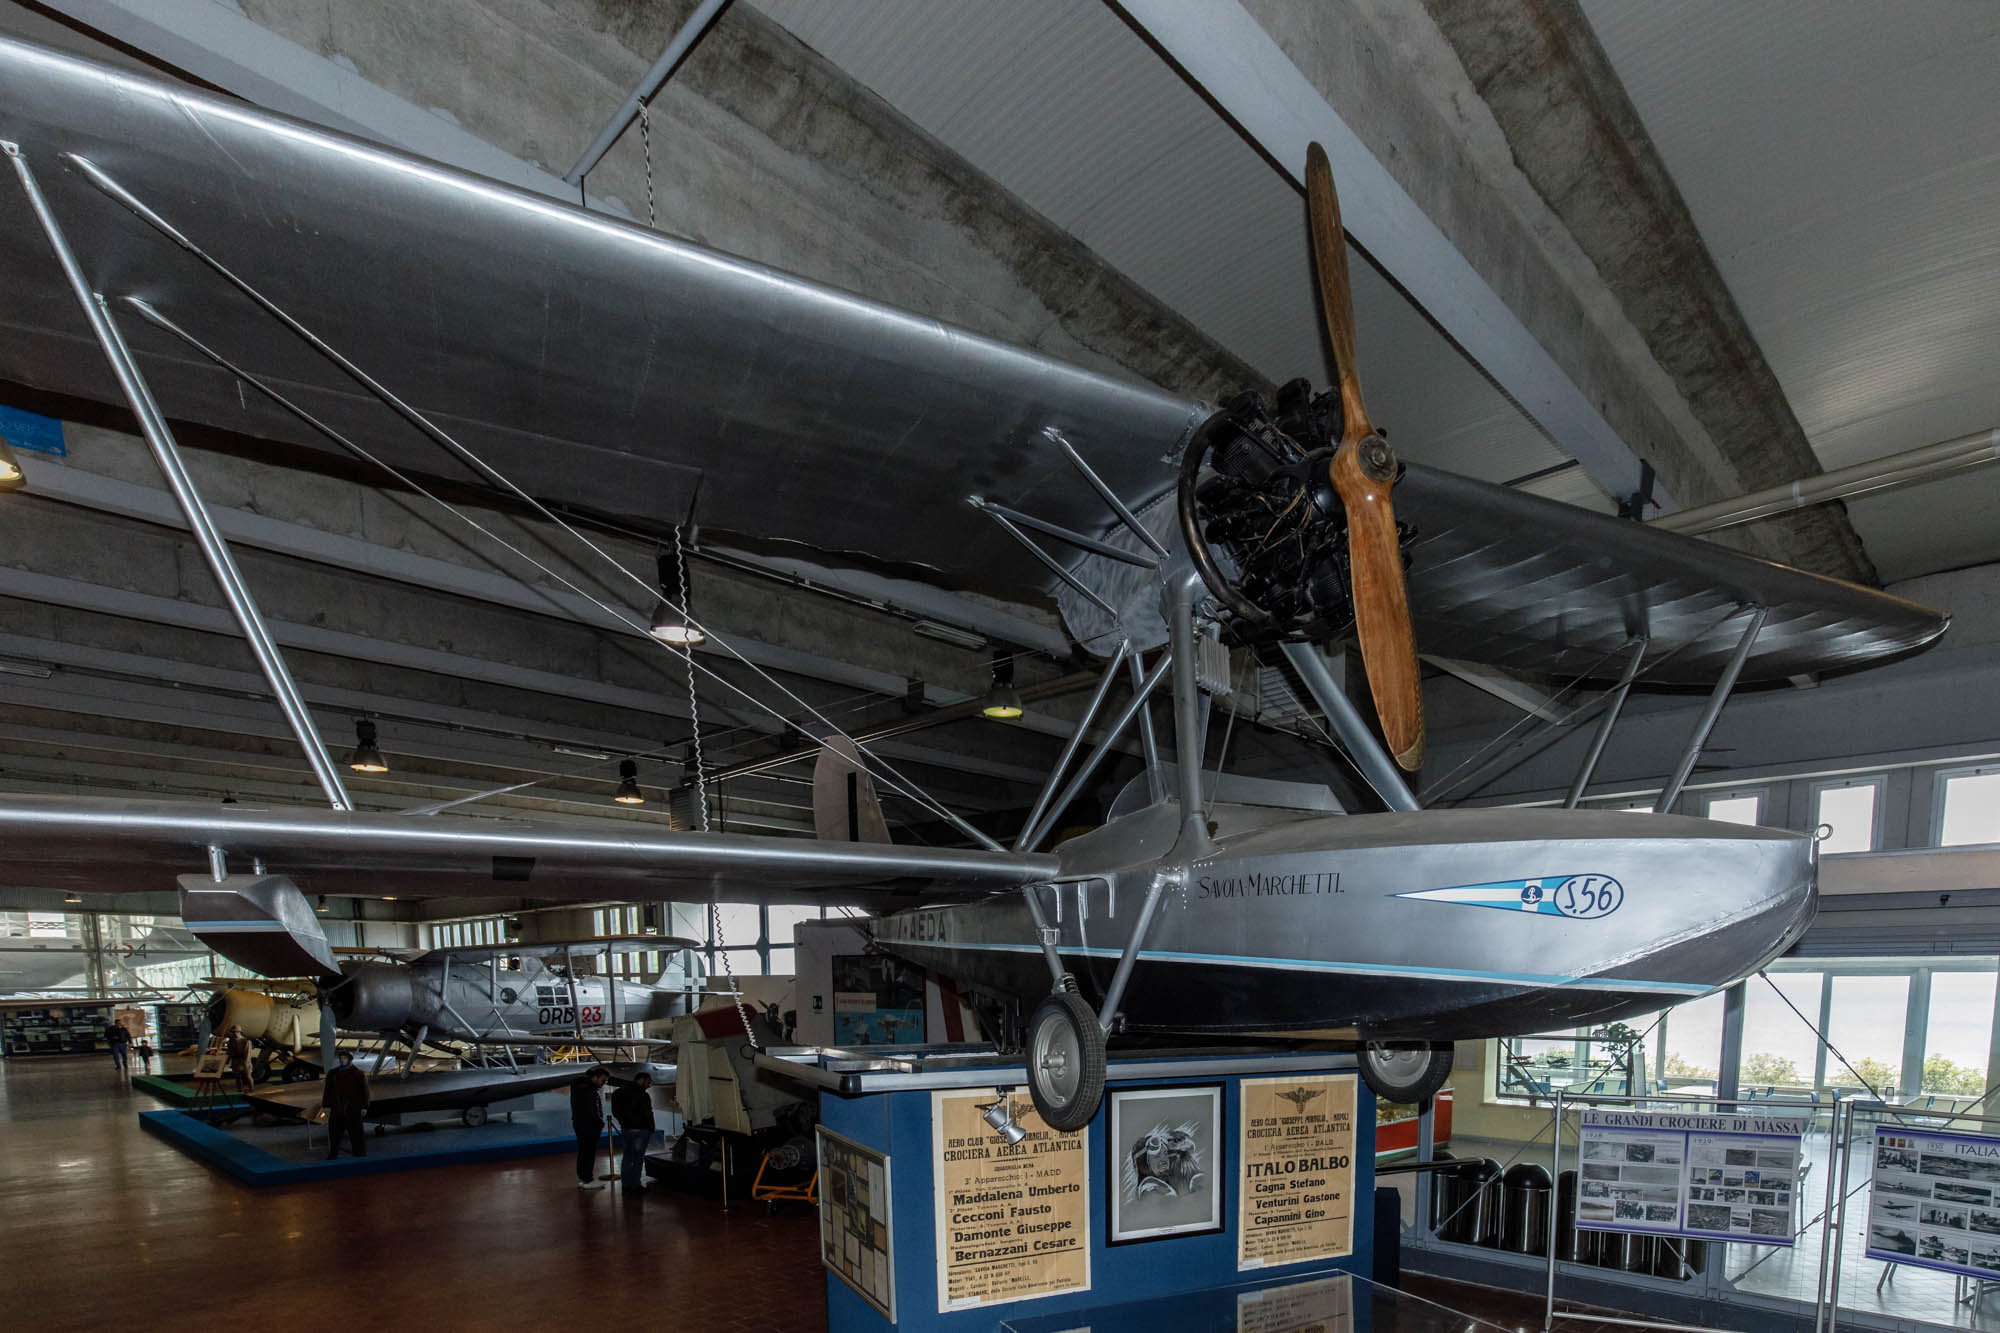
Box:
0 39 1949 1131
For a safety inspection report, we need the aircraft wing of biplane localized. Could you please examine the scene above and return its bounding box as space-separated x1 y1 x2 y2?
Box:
404 935 705 969
0 35 1948 684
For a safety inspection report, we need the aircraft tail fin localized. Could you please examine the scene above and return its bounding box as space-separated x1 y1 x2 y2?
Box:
812 736 892 844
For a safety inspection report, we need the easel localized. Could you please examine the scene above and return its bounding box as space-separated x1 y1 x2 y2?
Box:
189 1038 233 1122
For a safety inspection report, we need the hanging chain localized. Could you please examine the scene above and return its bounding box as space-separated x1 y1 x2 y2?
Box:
639 100 656 230
670 520 752 1045
674 524 709 833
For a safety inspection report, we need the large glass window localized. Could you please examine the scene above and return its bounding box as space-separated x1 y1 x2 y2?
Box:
1924 970 1996 1094
1658 991 1727 1090
1705 792 1763 826
1825 974 1910 1094
1939 769 2000 846
1814 780 1881 853
709 903 761 950
1738 971 1823 1090
767 905 821 949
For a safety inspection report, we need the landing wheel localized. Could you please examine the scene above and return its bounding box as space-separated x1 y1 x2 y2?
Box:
462 1104 489 1128
250 1056 272 1085
1025 990 1106 1133
281 1060 316 1084
1357 1041 1453 1105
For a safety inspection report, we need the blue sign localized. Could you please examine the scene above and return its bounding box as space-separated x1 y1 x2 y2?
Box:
0 405 65 457
1397 873 1625 919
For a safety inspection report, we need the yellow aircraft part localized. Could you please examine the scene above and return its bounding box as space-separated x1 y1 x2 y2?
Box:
215 989 319 1049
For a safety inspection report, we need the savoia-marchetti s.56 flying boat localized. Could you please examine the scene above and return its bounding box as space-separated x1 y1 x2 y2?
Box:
0 38 1949 1129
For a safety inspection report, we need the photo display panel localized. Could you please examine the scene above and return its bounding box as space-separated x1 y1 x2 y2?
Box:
1576 1109 1804 1245
1866 1125 2000 1280
816 1126 896 1322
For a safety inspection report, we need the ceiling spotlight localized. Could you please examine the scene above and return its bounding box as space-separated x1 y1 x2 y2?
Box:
316 895 329 914
979 1089 1028 1145
649 548 704 646
980 652 1023 721
348 718 389 773
614 758 646 805
0 435 26 492
63 892 82 905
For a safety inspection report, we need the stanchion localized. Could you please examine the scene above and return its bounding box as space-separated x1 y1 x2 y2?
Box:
1826 1099 1856 1333
1543 1086 1562 1333
1812 1098 1845 1333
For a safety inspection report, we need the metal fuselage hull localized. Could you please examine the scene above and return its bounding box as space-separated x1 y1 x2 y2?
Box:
334 957 668 1043
873 805 1817 1041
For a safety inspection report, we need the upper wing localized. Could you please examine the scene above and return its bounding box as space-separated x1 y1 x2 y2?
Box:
0 37 1200 596
1394 465 1949 683
0 796 1054 905
407 934 704 968
0 38 1949 686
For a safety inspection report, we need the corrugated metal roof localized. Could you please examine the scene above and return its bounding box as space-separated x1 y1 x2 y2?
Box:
1583 0 2000 580
752 0 1588 504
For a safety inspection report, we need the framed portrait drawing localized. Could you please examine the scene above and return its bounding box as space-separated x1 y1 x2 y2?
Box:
1106 1083 1226 1245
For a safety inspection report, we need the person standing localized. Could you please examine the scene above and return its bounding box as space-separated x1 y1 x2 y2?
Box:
570 1066 610 1191
610 1071 658 1195
105 1021 131 1076
321 1050 370 1160
225 1026 253 1093
134 1038 154 1074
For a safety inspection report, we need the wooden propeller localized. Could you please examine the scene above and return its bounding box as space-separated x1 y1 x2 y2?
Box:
1305 142 1425 771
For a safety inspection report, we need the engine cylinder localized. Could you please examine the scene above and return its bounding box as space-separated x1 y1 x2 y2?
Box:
330 963 414 1031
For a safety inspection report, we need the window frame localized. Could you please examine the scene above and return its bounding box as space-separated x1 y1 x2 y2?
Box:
1809 775 1885 854
1933 763 2000 847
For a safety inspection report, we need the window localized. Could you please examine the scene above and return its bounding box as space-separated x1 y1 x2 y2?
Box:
767 947 796 976
1825 975 1909 1094
1705 793 1763 826
767 905 822 949
709 903 761 950
1659 991 1726 1089
1739 971 1824 1090
1924 970 1996 1094
1939 769 2000 846
1814 780 1881 853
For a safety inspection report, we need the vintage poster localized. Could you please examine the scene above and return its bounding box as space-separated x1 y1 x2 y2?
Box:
1236 1272 1353 1333
932 1088 1090 1312
1866 1125 2000 1279
1576 1109 1804 1245
816 1127 895 1321
1237 1072 1358 1271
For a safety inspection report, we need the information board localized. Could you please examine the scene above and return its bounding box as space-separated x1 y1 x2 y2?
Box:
931 1088 1090 1312
1866 1125 2000 1280
1237 1072 1359 1271
1576 1109 1804 1245
817 1126 896 1322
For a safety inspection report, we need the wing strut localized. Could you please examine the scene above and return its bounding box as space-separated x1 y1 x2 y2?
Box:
4 143 352 810
1563 638 1650 809
1654 608 1768 813
1278 641 1420 812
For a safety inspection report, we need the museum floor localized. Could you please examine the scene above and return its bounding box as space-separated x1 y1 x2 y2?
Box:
1 1055 1639 1333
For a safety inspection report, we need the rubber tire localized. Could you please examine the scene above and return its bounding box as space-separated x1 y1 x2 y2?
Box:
281 1059 317 1084
1025 990 1106 1133
1357 1041 1454 1105
462 1104 489 1128
250 1056 271 1086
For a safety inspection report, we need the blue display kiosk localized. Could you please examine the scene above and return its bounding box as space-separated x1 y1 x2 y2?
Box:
781 1047 1374 1332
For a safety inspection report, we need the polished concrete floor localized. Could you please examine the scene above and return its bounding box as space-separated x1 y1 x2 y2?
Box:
2 1054 1641 1333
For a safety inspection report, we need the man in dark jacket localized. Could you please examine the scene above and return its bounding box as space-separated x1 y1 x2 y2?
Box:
610 1071 658 1195
105 1022 131 1076
571 1066 610 1190
321 1049 370 1160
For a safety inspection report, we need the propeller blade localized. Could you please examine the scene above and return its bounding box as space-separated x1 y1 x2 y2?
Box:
1305 142 1373 441
1307 141 1424 771
1333 442 1425 770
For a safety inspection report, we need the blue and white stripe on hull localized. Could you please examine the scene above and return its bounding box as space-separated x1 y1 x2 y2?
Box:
903 938 1713 996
